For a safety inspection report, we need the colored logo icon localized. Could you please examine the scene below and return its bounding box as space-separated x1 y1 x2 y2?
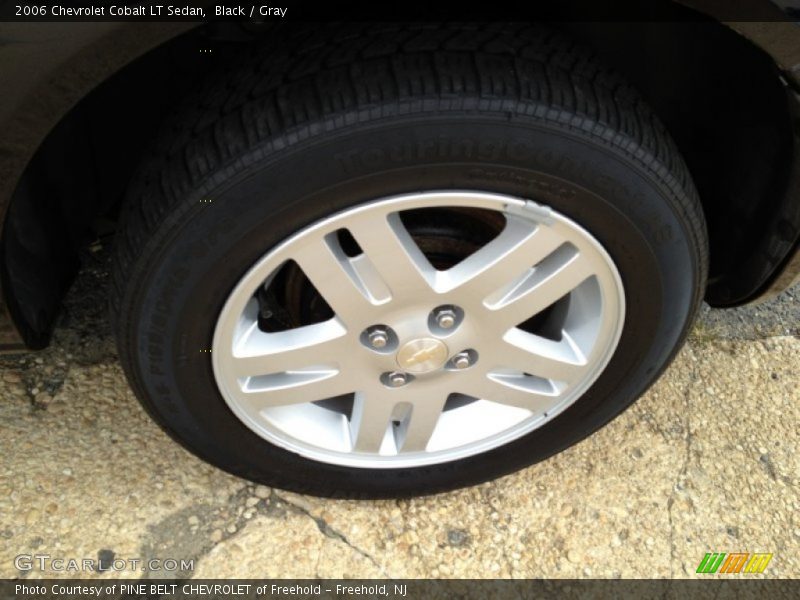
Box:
696 553 773 574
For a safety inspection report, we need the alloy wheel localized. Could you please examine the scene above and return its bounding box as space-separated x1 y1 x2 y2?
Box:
212 192 625 468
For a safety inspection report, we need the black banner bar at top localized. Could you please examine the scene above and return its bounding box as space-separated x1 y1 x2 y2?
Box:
0 0 798 22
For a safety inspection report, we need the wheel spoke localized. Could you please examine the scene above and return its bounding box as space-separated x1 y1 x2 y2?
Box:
237 370 353 409
437 215 563 298
498 329 587 384
467 372 560 414
397 395 448 453
349 391 396 453
487 244 594 329
291 234 382 326
347 211 435 301
230 320 348 379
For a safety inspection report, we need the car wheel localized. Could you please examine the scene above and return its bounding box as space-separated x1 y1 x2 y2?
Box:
111 24 707 497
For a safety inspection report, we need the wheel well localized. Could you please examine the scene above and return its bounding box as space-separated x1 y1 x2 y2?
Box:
559 19 796 306
2 11 796 347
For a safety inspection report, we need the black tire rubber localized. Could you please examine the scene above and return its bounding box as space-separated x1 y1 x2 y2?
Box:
111 23 708 498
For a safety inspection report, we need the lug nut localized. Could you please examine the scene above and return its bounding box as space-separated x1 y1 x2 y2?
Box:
388 372 408 387
368 329 389 349
453 352 472 370
435 309 457 329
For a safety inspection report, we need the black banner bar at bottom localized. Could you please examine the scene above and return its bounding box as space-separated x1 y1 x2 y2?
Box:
2 579 799 600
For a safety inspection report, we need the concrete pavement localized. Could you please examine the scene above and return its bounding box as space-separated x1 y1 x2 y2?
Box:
1 252 797 579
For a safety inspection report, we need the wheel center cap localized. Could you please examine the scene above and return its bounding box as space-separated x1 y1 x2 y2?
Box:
396 338 449 373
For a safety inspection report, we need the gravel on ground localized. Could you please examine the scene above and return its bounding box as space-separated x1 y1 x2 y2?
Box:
1 248 797 579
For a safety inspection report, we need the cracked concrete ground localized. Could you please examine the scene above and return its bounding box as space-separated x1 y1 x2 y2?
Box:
0 248 798 579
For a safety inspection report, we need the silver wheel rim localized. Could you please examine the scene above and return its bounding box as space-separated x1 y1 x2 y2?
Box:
212 192 625 468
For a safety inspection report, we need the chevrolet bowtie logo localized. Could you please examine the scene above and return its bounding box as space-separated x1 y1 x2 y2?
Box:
405 346 441 365
397 338 449 373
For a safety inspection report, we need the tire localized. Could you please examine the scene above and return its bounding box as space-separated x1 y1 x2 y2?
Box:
111 23 708 498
